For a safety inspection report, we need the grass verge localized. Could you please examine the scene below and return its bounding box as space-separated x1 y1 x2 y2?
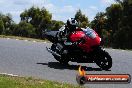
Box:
0 74 84 88
0 35 49 42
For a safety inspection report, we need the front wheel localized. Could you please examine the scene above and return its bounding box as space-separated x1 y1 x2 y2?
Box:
95 50 112 70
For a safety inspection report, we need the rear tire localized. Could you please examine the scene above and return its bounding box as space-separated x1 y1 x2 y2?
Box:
95 50 112 70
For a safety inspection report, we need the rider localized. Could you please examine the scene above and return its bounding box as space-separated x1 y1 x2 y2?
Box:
60 18 81 41
61 18 100 49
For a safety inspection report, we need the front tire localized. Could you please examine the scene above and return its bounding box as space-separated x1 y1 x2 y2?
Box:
95 50 112 70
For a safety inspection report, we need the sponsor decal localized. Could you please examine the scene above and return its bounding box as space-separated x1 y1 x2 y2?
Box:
76 66 131 85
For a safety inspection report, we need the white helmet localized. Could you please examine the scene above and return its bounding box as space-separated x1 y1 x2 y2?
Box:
67 18 78 26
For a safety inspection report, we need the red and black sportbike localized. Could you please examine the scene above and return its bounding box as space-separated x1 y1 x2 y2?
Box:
45 27 112 70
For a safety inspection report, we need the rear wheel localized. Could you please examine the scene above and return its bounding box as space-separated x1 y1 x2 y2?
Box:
51 44 69 65
95 50 112 70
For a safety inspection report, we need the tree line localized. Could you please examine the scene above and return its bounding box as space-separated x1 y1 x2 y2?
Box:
0 7 64 38
91 0 132 49
0 6 89 39
0 0 131 49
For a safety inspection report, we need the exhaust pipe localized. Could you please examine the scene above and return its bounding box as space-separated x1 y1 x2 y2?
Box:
46 47 61 57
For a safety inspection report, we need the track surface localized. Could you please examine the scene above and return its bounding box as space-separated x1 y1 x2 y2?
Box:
0 38 131 88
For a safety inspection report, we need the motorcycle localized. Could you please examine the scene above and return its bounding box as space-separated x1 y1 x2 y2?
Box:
45 26 112 70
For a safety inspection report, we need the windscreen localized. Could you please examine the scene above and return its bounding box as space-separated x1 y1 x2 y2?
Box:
83 27 96 39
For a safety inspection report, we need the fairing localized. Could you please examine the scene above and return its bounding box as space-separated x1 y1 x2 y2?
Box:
69 30 101 52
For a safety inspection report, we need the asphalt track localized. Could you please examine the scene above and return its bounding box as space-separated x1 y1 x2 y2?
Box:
0 38 131 88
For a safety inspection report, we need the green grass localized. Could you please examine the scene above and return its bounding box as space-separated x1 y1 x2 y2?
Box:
0 75 85 88
0 35 49 42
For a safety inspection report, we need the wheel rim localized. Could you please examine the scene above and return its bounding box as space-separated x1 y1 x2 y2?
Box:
98 55 111 69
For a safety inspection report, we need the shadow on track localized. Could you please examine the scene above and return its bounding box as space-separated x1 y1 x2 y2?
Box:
37 62 110 71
